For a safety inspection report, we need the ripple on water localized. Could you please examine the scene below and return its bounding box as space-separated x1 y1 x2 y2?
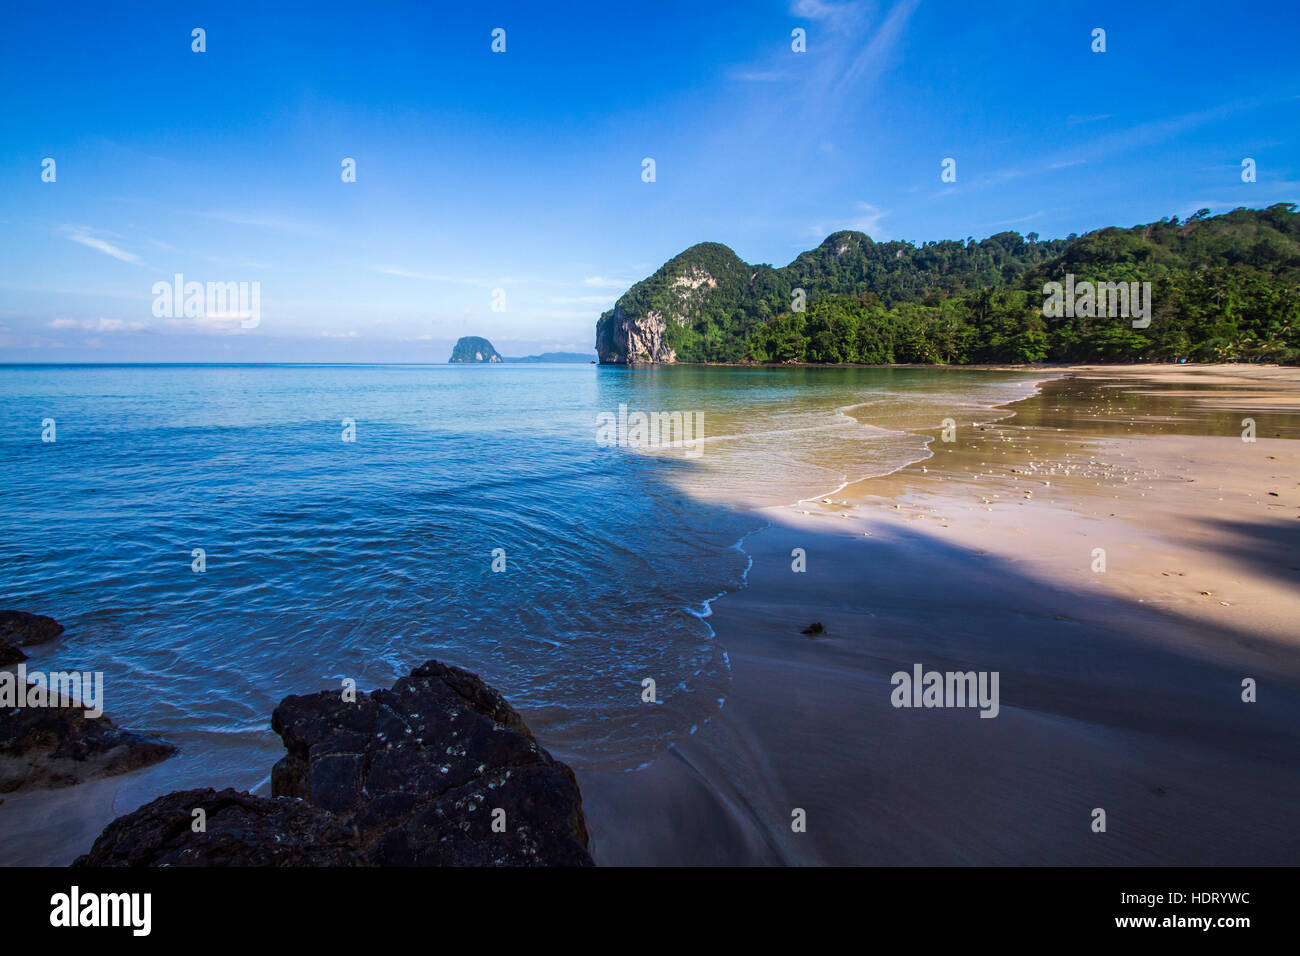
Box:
0 364 1047 789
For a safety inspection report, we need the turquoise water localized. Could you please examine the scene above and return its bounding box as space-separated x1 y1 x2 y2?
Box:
0 363 1045 860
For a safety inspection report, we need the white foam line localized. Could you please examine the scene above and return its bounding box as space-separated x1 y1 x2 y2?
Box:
635 418 884 452
791 373 1063 508
670 371 1063 736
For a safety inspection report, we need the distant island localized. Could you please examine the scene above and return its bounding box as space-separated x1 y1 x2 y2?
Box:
449 337 593 364
595 204 1300 366
448 336 502 363
503 351 594 364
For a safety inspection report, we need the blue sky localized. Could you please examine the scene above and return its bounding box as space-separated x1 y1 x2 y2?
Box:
1 0 1297 362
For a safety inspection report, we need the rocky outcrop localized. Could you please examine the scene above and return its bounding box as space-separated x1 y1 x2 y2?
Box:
75 788 363 866
0 610 65 646
1 612 177 792
448 336 503 363
595 241 752 364
0 609 64 664
271 660 591 865
595 303 676 364
0 685 177 793
79 660 594 867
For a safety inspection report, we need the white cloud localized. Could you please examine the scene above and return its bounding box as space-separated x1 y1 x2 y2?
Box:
847 202 889 236
832 0 919 99
376 266 517 287
806 202 890 240
536 309 607 320
64 229 141 264
168 314 249 334
48 317 148 332
377 266 457 282
791 0 865 26
988 211 1047 227
197 210 323 235
734 0 919 142
729 70 790 82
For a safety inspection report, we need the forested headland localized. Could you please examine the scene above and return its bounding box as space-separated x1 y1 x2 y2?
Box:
594 204 1300 365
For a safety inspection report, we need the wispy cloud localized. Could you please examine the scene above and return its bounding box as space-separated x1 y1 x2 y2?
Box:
728 70 790 82
536 309 605 320
831 0 920 100
205 253 270 270
551 294 618 304
847 202 889 236
197 210 326 236
708 0 918 165
63 228 141 264
980 94 1292 195
48 317 148 332
988 210 1047 227
376 266 486 285
808 201 890 240
722 0 918 146
375 266 531 287
582 276 629 288
173 314 250 334
972 168 1027 189
791 0 866 26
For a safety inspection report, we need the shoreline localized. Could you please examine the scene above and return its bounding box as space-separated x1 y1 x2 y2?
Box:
580 363 1300 865
4 363 1298 866
806 373 1060 504
596 361 1299 371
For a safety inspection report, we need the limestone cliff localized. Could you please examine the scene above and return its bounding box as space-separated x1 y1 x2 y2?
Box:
594 235 887 364
595 242 766 364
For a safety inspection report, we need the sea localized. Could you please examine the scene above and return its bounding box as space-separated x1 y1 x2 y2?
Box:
0 362 1047 862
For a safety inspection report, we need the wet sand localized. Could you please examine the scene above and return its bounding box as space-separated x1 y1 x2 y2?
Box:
581 365 1300 865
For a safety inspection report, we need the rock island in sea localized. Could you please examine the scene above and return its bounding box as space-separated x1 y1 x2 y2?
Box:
448 336 503 363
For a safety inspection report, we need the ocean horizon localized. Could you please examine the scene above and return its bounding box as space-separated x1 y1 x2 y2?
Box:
5 0 1300 918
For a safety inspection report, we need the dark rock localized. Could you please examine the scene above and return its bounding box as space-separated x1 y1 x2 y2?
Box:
0 610 64 664
0 610 65 647
801 621 825 636
75 788 362 867
0 683 178 793
80 660 593 866
272 660 592 866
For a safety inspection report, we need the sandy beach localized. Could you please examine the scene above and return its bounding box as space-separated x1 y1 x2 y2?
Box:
581 365 1300 865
